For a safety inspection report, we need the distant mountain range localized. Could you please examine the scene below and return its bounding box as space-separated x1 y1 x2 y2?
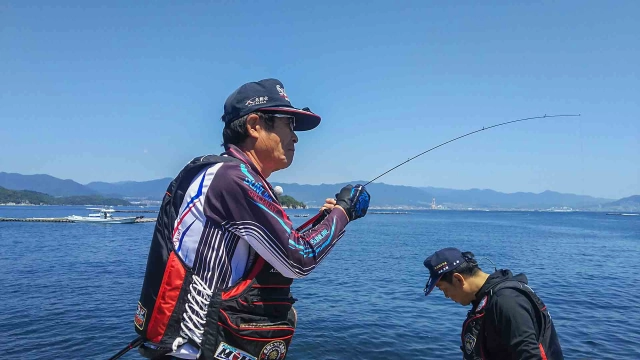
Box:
270 181 435 208
85 178 173 199
0 172 97 197
270 182 637 210
0 186 131 206
1 171 638 211
602 195 640 212
0 172 171 200
418 186 612 209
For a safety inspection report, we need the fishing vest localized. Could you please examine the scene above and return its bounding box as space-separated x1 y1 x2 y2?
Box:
461 281 550 360
134 155 297 360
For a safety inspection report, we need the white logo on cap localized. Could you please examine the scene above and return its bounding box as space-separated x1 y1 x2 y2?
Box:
276 85 289 101
246 96 268 106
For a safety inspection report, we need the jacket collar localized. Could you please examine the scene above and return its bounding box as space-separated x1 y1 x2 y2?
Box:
222 144 275 195
223 144 267 178
473 269 514 305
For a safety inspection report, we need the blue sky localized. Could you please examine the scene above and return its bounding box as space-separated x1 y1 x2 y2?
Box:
1 1 638 199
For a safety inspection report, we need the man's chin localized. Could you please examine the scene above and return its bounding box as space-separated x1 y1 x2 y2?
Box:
276 157 294 171
285 154 295 167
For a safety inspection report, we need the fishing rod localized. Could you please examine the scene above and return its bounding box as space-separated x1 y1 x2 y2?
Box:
107 336 144 360
296 113 581 231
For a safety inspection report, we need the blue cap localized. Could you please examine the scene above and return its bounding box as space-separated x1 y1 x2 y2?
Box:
221 78 321 131
423 247 466 297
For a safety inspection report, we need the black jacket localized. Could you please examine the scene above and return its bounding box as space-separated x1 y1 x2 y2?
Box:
472 270 564 360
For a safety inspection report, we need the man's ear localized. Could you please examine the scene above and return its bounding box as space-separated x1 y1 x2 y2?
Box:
245 113 261 140
452 273 466 288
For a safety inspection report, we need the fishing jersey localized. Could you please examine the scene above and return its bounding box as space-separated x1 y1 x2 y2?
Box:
168 145 349 355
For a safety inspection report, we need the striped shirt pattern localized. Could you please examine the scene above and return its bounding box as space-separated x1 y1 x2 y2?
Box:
172 147 350 292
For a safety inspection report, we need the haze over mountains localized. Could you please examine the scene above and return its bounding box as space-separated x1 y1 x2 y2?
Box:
1 172 638 211
85 179 171 199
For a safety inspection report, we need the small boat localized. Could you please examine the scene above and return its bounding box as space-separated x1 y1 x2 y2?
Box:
67 208 138 224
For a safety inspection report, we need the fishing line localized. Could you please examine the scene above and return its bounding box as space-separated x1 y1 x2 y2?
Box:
297 114 581 231
364 114 581 186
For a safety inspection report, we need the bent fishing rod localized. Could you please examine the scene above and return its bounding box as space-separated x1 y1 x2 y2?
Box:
296 113 581 231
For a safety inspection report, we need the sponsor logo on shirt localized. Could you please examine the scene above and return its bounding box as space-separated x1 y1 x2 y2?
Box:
259 340 287 360
242 175 283 214
464 333 476 354
214 342 256 360
134 302 147 330
476 295 488 313
247 187 280 214
310 229 329 245
243 178 274 202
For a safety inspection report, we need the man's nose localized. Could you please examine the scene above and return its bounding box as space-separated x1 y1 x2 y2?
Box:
292 132 298 143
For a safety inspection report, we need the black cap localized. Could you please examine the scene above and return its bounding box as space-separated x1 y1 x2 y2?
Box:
423 247 466 297
221 78 321 131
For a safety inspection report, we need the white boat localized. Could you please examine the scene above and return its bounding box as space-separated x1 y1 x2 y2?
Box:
66 208 138 224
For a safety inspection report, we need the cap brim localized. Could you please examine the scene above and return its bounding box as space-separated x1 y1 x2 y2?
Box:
261 107 321 131
424 274 443 297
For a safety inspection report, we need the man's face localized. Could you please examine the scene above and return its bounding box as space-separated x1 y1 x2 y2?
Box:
257 114 298 172
435 275 473 306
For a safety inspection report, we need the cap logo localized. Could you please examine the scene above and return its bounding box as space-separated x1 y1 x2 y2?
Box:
276 85 289 101
434 261 447 270
245 96 268 106
434 261 448 274
434 259 460 274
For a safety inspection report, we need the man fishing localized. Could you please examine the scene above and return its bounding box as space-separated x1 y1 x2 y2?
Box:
132 78 370 360
423 248 564 360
